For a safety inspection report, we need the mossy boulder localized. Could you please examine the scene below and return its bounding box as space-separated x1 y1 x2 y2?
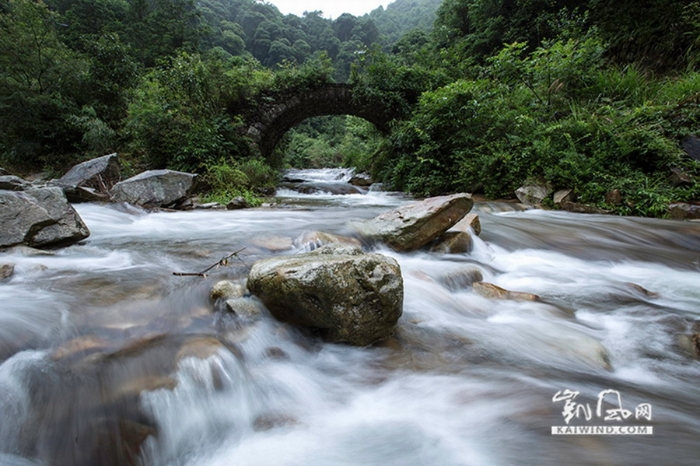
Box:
247 244 403 345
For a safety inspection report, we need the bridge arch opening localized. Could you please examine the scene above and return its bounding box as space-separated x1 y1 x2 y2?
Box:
281 115 383 167
242 83 399 160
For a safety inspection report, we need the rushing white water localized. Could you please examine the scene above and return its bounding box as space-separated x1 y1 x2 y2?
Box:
1 168 700 465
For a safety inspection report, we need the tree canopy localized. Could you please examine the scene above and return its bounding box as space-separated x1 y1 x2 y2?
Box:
1 0 699 217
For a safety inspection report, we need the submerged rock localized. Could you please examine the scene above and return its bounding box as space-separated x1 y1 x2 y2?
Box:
0 263 15 280
473 282 540 301
110 169 196 207
284 181 362 195
250 235 294 252
3 245 56 256
0 187 90 248
293 230 361 251
51 335 111 362
350 193 473 252
248 244 403 345
224 297 265 318
253 413 298 432
175 336 226 362
436 268 484 291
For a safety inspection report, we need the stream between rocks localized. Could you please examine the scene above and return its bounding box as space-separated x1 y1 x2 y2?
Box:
1 168 700 466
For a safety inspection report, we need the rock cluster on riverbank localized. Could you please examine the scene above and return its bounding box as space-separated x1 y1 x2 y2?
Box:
0 154 204 249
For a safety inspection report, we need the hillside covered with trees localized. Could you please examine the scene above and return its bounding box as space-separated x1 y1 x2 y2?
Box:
1 0 699 216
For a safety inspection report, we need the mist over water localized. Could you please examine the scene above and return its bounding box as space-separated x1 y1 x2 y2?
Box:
1 169 699 465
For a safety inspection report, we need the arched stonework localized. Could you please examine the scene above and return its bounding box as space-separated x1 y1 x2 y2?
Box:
243 83 400 158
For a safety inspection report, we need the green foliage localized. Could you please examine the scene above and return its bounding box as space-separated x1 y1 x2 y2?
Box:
199 157 278 206
284 116 381 169
270 52 334 93
68 106 117 155
368 0 443 47
350 46 448 118
0 0 87 168
373 34 698 217
125 52 269 170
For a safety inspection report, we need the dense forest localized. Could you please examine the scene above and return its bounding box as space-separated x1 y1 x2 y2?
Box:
1 0 699 216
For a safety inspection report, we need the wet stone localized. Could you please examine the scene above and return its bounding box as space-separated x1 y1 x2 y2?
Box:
51 335 111 362
0 263 15 280
253 413 298 432
250 235 294 252
350 193 473 252
293 230 361 251
553 189 575 206
224 297 264 318
430 231 473 254
264 346 289 360
473 282 540 301
176 336 226 362
451 213 481 236
437 268 484 291
226 196 250 210
210 280 246 300
515 184 551 206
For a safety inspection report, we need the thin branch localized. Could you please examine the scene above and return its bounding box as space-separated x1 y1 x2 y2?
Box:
172 248 247 277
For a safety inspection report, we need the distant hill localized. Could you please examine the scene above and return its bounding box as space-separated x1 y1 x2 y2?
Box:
366 0 444 47
195 0 442 79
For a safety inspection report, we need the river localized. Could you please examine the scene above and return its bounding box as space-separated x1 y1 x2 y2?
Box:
1 168 700 465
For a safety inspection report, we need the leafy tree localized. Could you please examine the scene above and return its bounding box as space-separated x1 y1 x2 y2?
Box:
0 0 87 167
125 0 206 67
125 52 270 170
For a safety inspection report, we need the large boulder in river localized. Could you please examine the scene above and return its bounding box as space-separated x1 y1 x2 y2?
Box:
248 244 403 346
55 153 120 200
349 193 473 252
110 169 196 207
0 187 90 248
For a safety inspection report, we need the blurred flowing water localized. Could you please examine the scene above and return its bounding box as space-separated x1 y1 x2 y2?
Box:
1 168 699 465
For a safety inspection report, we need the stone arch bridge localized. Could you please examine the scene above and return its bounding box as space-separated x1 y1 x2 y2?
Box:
241 83 402 159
